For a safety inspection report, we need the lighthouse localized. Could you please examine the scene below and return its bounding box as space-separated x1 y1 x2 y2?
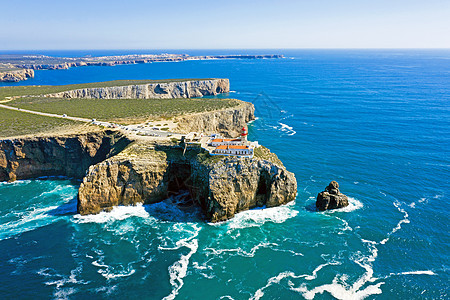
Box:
240 126 248 143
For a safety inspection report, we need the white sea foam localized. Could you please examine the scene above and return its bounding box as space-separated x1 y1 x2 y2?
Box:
192 261 216 279
0 181 78 240
162 224 201 300
247 117 259 124
205 242 279 258
0 179 31 186
278 122 296 136
37 265 88 299
289 246 384 300
391 270 436 276
0 205 59 240
211 201 298 230
99 268 136 279
252 198 385 300
305 261 342 281
379 201 409 245
335 217 353 233
323 197 364 214
298 279 384 300
300 199 424 300
250 261 341 300
250 271 296 300
73 204 151 224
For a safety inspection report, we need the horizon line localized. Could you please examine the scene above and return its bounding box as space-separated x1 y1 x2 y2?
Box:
1 47 450 52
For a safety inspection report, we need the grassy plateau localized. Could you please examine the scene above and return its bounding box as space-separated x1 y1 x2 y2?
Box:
0 79 213 101
1 79 237 137
0 107 80 138
8 97 239 124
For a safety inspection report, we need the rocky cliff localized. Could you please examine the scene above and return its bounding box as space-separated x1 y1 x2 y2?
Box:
0 69 34 82
78 142 297 222
0 131 131 182
175 101 255 137
44 79 229 99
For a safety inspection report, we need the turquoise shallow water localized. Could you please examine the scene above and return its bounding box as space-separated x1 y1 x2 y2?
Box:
0 50 449 299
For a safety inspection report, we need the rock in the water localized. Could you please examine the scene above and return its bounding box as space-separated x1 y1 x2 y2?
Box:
316 181 349 211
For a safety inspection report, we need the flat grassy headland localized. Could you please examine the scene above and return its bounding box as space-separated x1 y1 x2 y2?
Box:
0 79 213 101
1 79 238 137
8 97 239 124
0 107 82 138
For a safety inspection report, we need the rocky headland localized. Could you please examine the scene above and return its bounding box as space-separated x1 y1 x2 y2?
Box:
78 142 297 222
44 79 230 99
0 130 297 222
0 69 34 82
0 78 297 222
0 131 130 182
316 181 349 211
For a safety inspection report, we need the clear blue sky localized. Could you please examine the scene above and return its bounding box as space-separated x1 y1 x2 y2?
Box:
1 0 450 50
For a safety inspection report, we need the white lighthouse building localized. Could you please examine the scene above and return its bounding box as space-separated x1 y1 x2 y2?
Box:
209 126 254 158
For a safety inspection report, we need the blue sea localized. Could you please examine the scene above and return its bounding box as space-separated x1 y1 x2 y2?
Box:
0 50 449 299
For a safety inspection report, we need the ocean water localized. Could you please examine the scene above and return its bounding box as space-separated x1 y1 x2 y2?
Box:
0 50 449 299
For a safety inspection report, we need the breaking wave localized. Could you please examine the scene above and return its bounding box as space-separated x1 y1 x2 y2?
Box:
73 204 152 224
210 201 298 230
323 197 364 214
0 181 77 240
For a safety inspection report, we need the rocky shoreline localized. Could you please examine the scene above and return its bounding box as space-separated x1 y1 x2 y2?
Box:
0 54 283 82
0 69 34 82
0 100 296 222
0 130 297 222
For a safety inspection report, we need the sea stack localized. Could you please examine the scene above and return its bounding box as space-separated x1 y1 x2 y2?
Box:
316 181 349 211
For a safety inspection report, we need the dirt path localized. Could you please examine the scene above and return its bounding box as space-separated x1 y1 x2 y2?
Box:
0 103 92 122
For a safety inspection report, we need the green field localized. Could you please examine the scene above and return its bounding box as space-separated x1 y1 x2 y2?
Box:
0 107 80 138
0 79 213 100
8 97 239 123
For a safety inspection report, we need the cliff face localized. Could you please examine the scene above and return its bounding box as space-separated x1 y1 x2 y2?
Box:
0 131 131 182
0 69 34 82
44 79 229 99
175 101 255 137
78 143 297 222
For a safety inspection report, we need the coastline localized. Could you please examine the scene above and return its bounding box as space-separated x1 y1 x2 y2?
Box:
0 54 283 82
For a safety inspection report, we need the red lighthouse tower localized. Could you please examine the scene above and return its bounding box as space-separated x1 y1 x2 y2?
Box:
240 126 248 142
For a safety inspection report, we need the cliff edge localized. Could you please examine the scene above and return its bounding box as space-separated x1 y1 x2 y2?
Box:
0 130 131 182
78 142 297 222
0 69 34 82
43 79 229 99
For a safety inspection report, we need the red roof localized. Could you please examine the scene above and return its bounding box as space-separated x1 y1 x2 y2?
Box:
212 138 241 143
229 145 248 149
215 145 249 150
